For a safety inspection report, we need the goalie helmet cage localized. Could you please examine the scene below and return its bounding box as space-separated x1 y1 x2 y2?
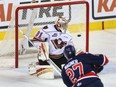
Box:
14 0 89 68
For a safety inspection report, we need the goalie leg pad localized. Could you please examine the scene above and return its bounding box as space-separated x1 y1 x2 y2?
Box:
28 62 54 79
36 65 54 79
28 62 37 75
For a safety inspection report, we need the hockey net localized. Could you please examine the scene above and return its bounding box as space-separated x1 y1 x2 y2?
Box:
0 1 89 68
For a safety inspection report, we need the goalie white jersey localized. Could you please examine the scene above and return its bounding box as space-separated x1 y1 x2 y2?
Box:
34 25 74 55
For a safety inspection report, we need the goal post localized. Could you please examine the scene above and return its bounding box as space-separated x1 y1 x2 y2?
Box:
0 0 89 68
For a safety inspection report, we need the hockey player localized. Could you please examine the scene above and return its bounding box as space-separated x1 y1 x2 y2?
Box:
21 16 74 73
33 16 74 69
62 45 109 87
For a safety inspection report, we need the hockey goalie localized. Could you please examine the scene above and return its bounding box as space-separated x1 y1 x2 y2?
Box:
20 16 74 79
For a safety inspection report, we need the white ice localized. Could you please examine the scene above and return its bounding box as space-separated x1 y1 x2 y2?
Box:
0 29 116 87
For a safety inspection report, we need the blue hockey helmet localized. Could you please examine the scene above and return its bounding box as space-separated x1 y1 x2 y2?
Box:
64 45 76 60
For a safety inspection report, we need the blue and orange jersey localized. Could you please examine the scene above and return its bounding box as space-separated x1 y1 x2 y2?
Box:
62 52 109 87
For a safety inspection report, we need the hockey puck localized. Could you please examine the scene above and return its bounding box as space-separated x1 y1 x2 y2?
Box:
77 34 81 37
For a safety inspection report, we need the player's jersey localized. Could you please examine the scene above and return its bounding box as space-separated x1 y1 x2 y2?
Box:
62 53 109 87
34 25 74 55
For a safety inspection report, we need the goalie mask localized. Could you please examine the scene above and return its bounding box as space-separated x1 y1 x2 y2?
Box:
55 16 68 33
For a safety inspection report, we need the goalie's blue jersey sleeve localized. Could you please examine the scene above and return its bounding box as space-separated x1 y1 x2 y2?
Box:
61 53 109 87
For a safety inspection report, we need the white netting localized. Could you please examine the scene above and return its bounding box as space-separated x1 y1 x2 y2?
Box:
0 5 16 68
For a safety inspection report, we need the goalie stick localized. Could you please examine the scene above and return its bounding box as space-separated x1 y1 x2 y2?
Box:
26 0 40 38
41 43 61 76
19 29 61 76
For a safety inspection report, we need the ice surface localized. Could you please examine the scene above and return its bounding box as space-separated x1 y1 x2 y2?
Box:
0 29 116 87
